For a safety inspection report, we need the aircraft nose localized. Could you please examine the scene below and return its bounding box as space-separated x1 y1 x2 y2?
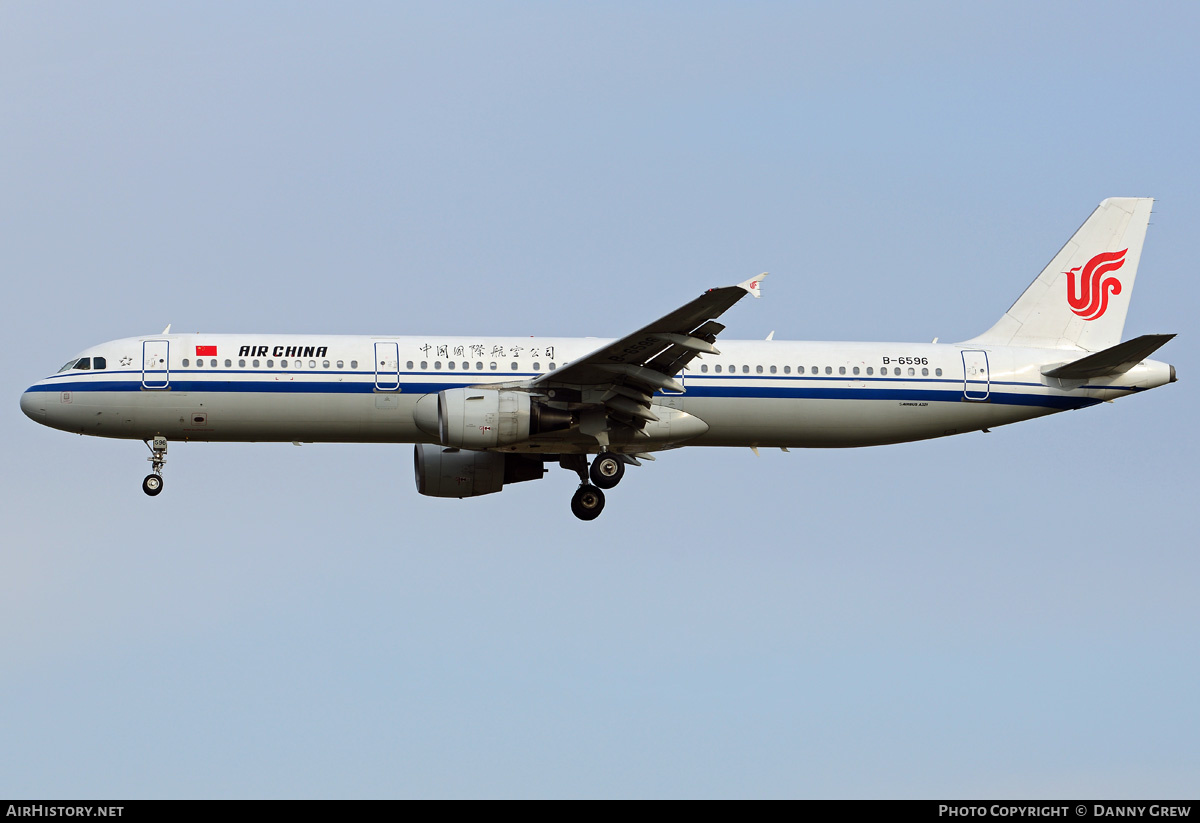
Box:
20 386 46 424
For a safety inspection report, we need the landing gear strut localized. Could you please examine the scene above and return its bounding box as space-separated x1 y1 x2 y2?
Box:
560 453 606 521
142 435 167 497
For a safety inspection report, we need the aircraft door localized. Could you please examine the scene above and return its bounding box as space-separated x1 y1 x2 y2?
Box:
961 350 990 401
142 340 169 389
374 342 400 391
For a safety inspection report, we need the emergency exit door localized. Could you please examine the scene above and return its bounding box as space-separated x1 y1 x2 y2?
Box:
374 342 400 391
961 350 990 401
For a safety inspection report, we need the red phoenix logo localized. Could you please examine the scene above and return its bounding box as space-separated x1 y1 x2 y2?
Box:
1065 249 1127 321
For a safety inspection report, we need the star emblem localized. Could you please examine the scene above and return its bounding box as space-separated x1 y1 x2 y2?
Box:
120 356 133 366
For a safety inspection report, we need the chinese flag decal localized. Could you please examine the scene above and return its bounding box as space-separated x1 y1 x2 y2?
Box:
196 345 217 356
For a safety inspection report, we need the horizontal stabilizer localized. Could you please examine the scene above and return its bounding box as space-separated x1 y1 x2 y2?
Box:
1042 333 1175 379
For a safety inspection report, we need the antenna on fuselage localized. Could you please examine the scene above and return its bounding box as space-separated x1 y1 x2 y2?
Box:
161 324 171 334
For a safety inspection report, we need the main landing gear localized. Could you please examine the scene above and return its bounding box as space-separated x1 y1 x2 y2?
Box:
589 453 625 489
571 485 605 521
142 436 167 497
562 452 629 521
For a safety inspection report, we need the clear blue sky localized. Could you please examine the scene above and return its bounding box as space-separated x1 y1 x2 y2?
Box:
2 1 1196 798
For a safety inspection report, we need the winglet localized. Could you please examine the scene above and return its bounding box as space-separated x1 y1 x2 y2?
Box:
738 273 767 298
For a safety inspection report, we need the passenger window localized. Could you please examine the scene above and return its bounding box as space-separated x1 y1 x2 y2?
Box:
908 367 915 376
715 365 723 374
323 360 330 369
252 359 260 368
742 365 750 374
434 361 442 370
239 359 246 367
922 367 929 376
812 366 818 374
784 365 791 374
867 367 873 375
490 362 497 370
267 360 274 368
701 364 709 373
769 365 776 374
476 361 483 370
448 361 456 370
511 362 518 370
935 368 943 376
184 358 192 367
420 361 427 370
839 366 846 375
211 359 217 367
309 360 316 369
756 365 764 374
533 362 540 371
94 357 106 370
825 366 832 375
549 363 556 370
351 360 358 369
281 360 288 368
224 359 231 367
461 361 469 370
894 367 901 376
853 367 860 375
797 366 804 374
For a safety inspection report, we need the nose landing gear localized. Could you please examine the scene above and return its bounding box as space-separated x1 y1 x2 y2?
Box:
142 436 167 497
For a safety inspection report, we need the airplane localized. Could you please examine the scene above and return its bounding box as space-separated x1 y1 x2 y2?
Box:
20 197 1176 520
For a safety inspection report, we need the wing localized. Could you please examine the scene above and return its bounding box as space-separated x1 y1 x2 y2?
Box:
527 273 766 450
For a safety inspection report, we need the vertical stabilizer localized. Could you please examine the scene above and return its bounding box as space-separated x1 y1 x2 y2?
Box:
965 198 1153 351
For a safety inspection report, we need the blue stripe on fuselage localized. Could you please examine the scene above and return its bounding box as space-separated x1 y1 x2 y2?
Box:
26 375 1103 410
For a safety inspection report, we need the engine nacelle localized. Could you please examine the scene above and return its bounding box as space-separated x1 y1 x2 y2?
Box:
414 444 545 498
414 388 572 449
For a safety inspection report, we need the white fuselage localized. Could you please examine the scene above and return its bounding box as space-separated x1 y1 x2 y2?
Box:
19 333 1172 452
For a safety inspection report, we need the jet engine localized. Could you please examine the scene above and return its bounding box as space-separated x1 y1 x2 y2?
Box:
413 444 545 498
413 388 572 449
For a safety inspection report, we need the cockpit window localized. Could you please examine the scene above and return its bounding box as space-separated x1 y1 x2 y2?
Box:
57 357 101 372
